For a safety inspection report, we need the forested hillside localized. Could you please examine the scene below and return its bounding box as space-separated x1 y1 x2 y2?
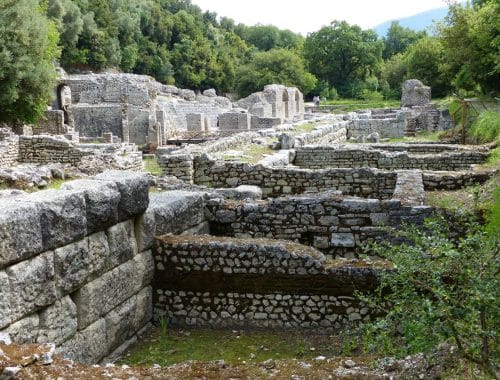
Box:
1 0 499 123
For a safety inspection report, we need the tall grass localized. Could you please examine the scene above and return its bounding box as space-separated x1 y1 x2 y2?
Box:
469 111 500 143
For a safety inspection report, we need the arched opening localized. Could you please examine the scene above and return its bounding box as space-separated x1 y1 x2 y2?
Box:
282 91 289 119
57 84 71 125
295 91 300 113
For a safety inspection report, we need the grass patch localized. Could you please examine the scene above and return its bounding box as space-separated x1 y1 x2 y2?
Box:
322 98 400 113
119 327 363 367
469 110 500 144
47 178 67 190
143 156 162 175
223 143 275 164
425 175 499 219
294 122 317 133
386 130 442 143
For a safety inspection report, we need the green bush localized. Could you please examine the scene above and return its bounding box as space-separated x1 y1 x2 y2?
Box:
470 111 500 143
360 217 499 378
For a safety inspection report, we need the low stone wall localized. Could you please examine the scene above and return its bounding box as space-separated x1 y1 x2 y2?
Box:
422 170 496 190
33 110 66 135
293 146 488 171
208 191 434 258
153 235 382 330
195 156 398 199
294 119 348 147
18 135 91 166
0 129 18 167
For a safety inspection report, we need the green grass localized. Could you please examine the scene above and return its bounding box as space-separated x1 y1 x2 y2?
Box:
386 130 443 143
322 98 400 112
425 175 499 219
47 178 67 190
469 111 500 144
144 157 162 175
294 122 317 133
119 328 352 367
223 143 275 164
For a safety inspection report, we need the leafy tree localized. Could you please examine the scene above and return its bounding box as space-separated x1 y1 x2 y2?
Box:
304 21 383 97
404 36 450 97
383 21 426 59
361 216 499 378
380 53 407 99
0 0 60 124
438 1 500 94
236 48 317 98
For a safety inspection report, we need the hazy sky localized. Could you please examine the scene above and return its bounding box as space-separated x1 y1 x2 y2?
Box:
191 0 450 35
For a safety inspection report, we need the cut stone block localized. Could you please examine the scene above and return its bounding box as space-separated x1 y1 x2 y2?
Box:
6 251 56 321
38 296 77 345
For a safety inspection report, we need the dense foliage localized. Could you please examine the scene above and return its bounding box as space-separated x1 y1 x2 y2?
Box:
0 0 60 124
361 216 499 378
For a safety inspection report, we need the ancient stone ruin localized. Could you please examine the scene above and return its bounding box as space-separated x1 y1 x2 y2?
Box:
0 75 496 377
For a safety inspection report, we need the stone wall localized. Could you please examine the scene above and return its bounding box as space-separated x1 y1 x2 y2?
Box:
207 191 434 258
33 110 66 135
18 136 92 166
293 146 488 171
0 172 152 364
194 157 398 199
294 119 348 147
0 174 212 364
0 129 18 167
153 235 381 330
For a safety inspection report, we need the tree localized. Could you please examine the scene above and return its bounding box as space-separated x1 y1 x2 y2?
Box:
361 216 499 378
0 0 60 124
438 1 500 94
383 21 426 59
304 21 383 97
404 36 450 97
235 48 317 98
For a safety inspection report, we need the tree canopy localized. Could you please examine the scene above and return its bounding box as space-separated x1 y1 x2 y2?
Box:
304 21 384 97
0 0 60 124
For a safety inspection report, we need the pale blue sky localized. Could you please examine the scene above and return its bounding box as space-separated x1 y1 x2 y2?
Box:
191 0 452 35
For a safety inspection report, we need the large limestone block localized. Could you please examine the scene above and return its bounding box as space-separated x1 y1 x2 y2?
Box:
94 171 149 221
6 251 56 322
37 296 77 345
74 251 154 329
0 200 43 268
0 271 11 328
61 179 121 234
401 79 431 107
148 191 205 236
21 189 87 251
105 286 152 351
55 233 110 294
57 318 108 364
106 220 137 269
0 314 39 344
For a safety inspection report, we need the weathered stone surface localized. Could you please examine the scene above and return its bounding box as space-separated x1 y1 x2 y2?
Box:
215 185 263 200
148 191 205 236
401 79 431 107
331 233 355 248
22 189 87 252
61 179 121 234
74 251 154 329
106 221 137 269
0 314 39 344
135 211 155 252
54 239 89 294
6 251 56 322
94 171 149 221
38 296 77 345
0 271 11 328
0 201 43 268
105 286 152 351
57 318 108 364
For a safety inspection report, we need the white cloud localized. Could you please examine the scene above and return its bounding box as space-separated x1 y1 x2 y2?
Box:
191 0 450 35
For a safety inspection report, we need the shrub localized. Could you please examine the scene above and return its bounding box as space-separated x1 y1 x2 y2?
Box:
470 111 500 143
360 216 499 378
